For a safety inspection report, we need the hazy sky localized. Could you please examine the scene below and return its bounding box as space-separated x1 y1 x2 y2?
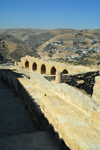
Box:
0 0 100 30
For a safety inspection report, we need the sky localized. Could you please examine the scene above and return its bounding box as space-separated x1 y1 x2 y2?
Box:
0 0 100 30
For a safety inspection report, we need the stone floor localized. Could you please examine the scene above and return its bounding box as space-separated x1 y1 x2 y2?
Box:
0 80 61 150
0 81 36 138
0 132 61 150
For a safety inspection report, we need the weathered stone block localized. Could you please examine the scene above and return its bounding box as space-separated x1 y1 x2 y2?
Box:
59 124 74 150
91 110 100 133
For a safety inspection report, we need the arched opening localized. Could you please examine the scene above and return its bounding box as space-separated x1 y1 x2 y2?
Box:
41 64 46 74
62 69 68 74
25 60 29 68
32 62 37 71
51 66 56 75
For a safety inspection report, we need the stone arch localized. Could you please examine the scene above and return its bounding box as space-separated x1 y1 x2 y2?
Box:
25 60 29 68
41 64 46 74
32 62 37 71
62 69 68 74
51 66 56 75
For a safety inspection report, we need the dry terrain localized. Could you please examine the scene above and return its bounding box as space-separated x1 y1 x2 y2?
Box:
0 28 100 67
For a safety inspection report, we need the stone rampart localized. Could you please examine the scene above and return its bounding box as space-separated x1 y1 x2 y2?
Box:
29 72 100 150
0 68 100 150
19 56 96 75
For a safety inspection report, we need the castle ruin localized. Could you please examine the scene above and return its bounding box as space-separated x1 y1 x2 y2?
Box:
0 55 100 150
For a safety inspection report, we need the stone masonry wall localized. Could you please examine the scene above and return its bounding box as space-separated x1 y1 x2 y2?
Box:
20 56 96 75
30 72 100 150
44 71 100 95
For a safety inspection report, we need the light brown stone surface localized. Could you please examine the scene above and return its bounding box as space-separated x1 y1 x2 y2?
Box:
91 76 100 133
92 76 100 106
18 72 100 150
20 56 96 75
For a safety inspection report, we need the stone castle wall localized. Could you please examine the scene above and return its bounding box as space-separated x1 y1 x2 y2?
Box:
0 69 100 150
19 56 96 75
1 56 100 150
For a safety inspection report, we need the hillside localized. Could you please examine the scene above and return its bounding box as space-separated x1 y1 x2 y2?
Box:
0 28 100 66
0 29 76 49
0 33 40 62
37 29 100 66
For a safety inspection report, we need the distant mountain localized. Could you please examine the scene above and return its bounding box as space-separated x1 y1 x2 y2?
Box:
0 29 77 48
0 28 48 39
0 28 100 66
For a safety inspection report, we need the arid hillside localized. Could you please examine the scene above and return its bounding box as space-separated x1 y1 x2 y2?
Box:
0 33 40 62
0 28 100 66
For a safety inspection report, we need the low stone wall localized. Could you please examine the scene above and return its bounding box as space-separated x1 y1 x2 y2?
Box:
44 71 100 95
44 75 55 81
63 71 100 95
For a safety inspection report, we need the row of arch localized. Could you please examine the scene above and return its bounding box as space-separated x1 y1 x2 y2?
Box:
25 60 68 75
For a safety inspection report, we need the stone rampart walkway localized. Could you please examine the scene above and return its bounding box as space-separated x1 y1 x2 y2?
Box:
0 80 61 150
